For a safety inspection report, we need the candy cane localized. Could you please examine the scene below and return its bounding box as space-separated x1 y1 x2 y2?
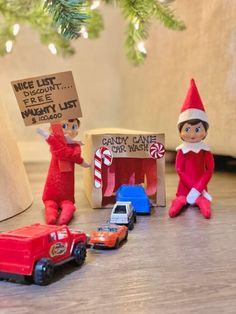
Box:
149 142 165 159
94 146 113 188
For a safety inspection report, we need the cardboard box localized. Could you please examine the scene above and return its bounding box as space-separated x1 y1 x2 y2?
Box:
83 128 166 208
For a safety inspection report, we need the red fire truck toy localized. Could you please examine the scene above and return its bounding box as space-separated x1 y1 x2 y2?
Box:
0 223 87 285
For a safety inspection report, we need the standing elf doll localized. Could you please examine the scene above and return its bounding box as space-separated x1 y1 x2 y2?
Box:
169 79 214 219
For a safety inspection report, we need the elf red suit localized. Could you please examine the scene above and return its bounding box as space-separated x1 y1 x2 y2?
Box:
169 79 215 219
38 119 90 225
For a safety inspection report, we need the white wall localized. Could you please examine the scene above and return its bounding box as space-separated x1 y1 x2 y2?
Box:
1 1 236 161
120 0 236 156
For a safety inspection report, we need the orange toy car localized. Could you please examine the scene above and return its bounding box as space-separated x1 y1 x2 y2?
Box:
89 224 128 249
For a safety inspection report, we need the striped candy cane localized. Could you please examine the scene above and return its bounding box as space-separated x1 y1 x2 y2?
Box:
94 146 113 188
149 142 165 159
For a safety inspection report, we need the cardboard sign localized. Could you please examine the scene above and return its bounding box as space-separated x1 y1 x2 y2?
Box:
11 71 82 126
93 134 164 158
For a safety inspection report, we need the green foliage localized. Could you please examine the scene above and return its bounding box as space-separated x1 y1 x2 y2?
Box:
154 1 186 31
43 0 89 40
0 0 186 65
86 9 104 39
0 0 76 56
117 0 186 65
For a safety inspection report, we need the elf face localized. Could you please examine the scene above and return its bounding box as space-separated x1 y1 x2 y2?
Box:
180 122 207 143
61 120 79 139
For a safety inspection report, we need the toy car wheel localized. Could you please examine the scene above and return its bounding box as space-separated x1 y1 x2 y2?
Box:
128 217 134 230
124 230 128 241
114 238 120 249
33 258 54 286
24 275 34 284
73 243 87 266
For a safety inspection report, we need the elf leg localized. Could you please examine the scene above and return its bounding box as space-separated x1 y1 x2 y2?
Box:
44 200 59 225
196 196 211 219
169 196 187 218
58 200 76 225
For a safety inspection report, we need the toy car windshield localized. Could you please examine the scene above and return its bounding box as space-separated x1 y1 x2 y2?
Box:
97 226 118 232
113 205 127 213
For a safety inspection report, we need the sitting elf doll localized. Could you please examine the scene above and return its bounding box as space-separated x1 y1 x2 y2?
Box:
169 79 215 219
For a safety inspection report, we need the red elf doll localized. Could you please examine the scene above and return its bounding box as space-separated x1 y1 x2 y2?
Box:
37 119 90 225
169 79 214 219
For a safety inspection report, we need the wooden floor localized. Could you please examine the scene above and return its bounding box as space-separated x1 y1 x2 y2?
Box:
0 162 236 314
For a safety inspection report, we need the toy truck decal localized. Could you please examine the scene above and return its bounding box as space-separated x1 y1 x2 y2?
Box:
49 242 68 257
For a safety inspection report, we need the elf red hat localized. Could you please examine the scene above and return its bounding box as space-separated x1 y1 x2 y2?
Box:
177 79 208 125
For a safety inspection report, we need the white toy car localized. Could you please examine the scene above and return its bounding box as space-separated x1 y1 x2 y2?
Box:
110 201 137 230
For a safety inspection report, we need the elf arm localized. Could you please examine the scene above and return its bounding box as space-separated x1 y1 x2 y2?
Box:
176 150 196 189
47 135 84 165
193 151 215 192
186 151 214 204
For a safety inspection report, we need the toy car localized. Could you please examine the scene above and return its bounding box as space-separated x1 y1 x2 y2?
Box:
116 185 151 214
89 224 128 249
0 223 87 285
110 201 137 230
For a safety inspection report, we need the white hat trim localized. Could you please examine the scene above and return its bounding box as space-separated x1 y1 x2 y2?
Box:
177 108 208 125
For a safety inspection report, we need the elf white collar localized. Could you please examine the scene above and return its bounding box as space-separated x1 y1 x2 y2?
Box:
176 141 210 154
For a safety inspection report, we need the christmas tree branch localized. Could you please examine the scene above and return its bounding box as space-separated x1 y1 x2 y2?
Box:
0 0 186 65
154 1 186 31
43 0 89 40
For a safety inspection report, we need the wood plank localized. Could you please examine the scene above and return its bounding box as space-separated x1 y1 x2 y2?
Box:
0 163 235 314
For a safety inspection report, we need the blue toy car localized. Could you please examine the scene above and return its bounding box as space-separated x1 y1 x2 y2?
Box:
116 185 151 214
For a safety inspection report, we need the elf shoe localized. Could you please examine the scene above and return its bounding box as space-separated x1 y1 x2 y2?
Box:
58 200 76 225
196 196 211 219
169 196 186 218
44 200 59 224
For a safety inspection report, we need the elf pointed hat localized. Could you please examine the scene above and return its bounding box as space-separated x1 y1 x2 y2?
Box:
177 79 208 125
